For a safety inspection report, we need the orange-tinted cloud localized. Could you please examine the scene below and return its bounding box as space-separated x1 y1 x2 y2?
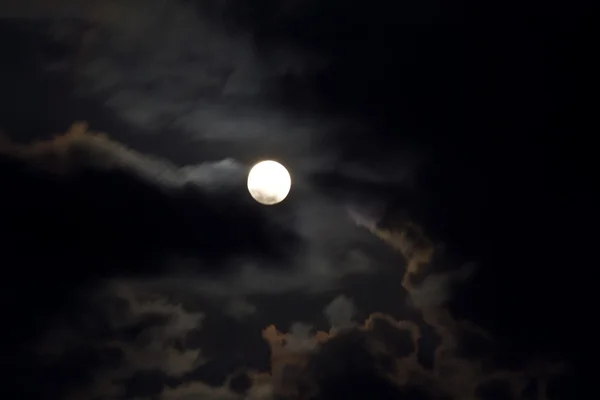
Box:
254 214 566 400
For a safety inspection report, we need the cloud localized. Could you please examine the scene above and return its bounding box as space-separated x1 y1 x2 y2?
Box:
247 203 569 400
1 119 569 400
408 263 476 309
6 131 566 400
0 123 409 365
1 7 569 399
0 121 247 191
0 123 307 279
260 311 563 400
101 283 205 376
160 381 241 400
1 121 412 400
260 313 416 399
0 0 327 129
1 0 422 194
160 371 274 400
138 247 377 298
35 284 206 400
225 298 257 321
324 295 356 332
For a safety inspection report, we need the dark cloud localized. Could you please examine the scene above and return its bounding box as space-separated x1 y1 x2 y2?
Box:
30 285 205 399
245 208 568 400
323 295 355 331
0 118 403 294
225 298 258 321
260 309 563 400
0 0 424 193
0 121 409 399
0 124 301 279
1 0 581 399
1 122 570 399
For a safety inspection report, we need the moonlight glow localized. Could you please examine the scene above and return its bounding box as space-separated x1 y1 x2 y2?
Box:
247 160 291 205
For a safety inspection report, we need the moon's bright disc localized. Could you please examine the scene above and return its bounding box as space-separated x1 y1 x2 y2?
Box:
247 160 291 205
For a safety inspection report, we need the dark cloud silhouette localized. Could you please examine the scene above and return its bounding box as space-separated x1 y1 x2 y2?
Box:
0 1 582 399
0 122 410 399
1 124 570 399
0 124 301 278
251 210 567 400
1 125 571 400
260 310 563 400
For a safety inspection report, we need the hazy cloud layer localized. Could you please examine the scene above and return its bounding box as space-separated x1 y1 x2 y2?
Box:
36 284 205 399
1 118 566 399
0 123 393 295
324 295 356 332
8 129 562 398
255 223 566 400
3 0 325 124
1 122 247 190
1 0 422 188
0 1 573 398
0 121 416 399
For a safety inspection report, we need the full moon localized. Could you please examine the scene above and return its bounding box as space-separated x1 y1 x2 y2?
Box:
247 160 292 205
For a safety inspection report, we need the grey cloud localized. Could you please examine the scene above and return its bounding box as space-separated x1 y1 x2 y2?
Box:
347 202 387 232
2 3 571 400
252 207 567 400
2 7 431 400
3 0 420 191
408 263 476 309
1 120 416 399
160 382 241 400
130 244 382 298
0 122 247 192
105 283 205 342
285 323 321 353
324 295 356 332
96 285 206 380
36 284 206 399
160 372 274 400
2 0 427 204
58 0 325 131
0 0 96 18
1 122 397 299
225 298 257 321
261 312 564 400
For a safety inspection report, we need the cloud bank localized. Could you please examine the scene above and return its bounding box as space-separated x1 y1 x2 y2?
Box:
0 1 574 398
1 120 568 399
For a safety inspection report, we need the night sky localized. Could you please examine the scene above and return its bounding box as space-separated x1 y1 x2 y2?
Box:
0 1 588 399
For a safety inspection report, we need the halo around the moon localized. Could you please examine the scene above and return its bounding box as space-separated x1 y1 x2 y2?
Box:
247 160 291 205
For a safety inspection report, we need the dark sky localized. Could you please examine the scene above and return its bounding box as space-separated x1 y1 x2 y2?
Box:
0 1 588 399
